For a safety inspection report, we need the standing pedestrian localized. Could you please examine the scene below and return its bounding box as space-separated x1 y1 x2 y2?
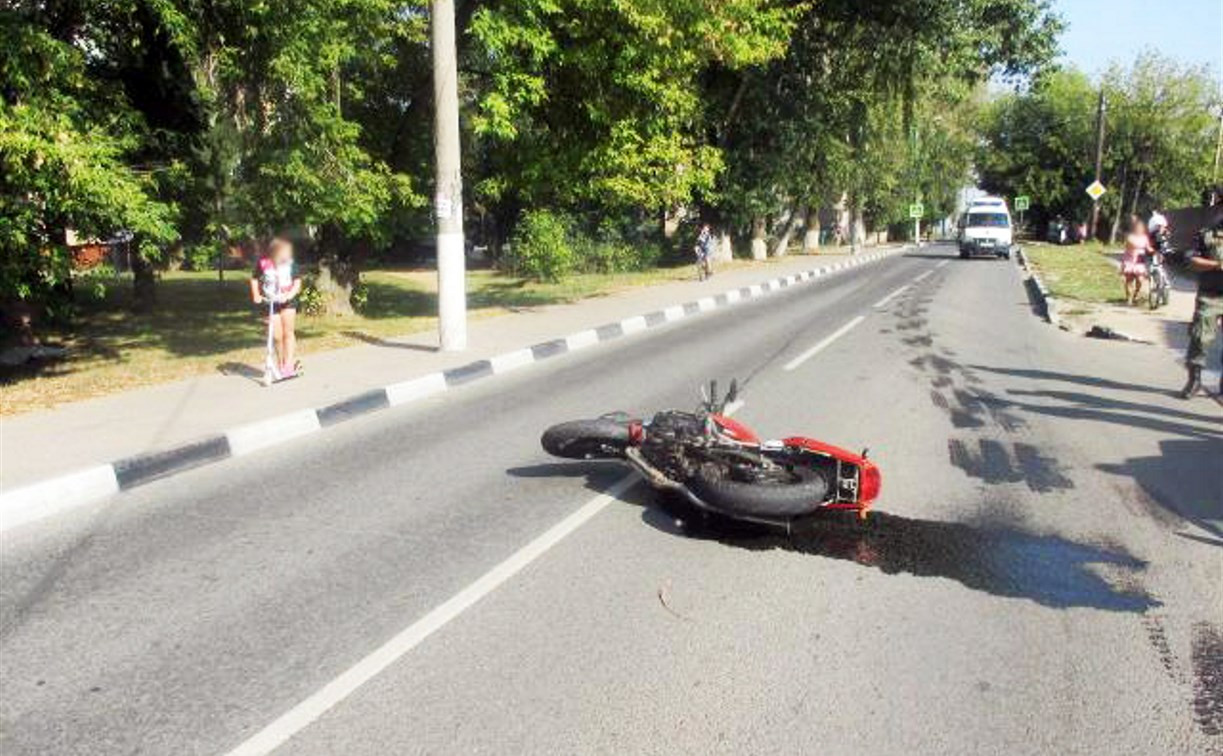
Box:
1120 216 1151 306
695 223 715 280
249 236 303 379
1180 218 1223 399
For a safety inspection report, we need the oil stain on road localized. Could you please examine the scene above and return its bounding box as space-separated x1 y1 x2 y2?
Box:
653 505 1157 614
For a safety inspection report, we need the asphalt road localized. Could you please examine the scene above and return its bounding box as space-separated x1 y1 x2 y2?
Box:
2 246 1220 755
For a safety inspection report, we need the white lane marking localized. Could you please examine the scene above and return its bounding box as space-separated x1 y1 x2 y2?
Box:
228 410 321 457
0 465 120 533
224 474 639 756
936 260 950 269
783 315 867 372
385 373 447 406
872 284 910 310
723 398 745 416
913 270 933 283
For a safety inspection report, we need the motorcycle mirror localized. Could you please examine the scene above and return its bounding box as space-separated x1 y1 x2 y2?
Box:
726 378 739 405
709 379 719 409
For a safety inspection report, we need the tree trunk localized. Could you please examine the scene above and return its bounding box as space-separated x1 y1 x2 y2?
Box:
802 205 821 254
315 228 359 316
130 248 156 312
770 204 803 257
1127 173 1145 222
750 216 768 260
660 206 680 242
1108 166 1129 244
716 231 734 262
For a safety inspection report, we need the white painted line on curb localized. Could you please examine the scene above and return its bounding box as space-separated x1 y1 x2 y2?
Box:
489 348 535 374
565 330 599 351
913 270 933 283
663 305 685 322
228 411 322 457
723 289 741 304
620 315 648 335
222 473 639 756
0 465 119 533
696 297 716 312
748 284 763 297
872 284 911 310
385 373 447 407
783 315 867 372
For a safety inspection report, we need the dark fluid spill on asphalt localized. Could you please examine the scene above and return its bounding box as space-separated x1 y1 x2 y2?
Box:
649 501 1157 613
1192 623 1223 738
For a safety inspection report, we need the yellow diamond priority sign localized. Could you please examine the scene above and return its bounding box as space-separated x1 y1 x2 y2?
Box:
1085 180 1107 201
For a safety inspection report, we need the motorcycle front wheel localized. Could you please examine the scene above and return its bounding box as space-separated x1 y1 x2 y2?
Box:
687 464 830 519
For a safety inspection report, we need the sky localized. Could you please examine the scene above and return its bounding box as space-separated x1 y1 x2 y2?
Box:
1053 0 1222 78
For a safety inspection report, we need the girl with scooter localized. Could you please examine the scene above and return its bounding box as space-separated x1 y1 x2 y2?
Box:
249 237 303 384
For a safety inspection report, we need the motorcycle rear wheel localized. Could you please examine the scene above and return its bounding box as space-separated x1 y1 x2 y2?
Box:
541 418 631 459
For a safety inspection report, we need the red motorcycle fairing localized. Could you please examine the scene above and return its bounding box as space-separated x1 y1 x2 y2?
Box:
783 436 881 511
710 414 761 444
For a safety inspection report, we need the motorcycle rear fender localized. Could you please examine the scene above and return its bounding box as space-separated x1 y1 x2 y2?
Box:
782 436 881 511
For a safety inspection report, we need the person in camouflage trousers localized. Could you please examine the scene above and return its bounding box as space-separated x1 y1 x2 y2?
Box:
1180 217 1223 399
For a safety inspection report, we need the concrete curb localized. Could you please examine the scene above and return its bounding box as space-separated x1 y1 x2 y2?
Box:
1016 247 1061 328
0 246 912 532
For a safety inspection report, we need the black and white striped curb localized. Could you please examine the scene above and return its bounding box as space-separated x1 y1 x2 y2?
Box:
0 246 911 532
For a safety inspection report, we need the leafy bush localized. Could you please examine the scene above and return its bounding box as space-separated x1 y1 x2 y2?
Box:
506 209 576 281
296 273 327 316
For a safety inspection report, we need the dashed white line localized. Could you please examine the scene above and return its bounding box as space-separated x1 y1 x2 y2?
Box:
783 315 867 372
913 270 933 283
936 260 951 269
872 284 911 310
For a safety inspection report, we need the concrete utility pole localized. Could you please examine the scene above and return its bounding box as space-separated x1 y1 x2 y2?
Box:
432 0 466 351
1089 89 1107 240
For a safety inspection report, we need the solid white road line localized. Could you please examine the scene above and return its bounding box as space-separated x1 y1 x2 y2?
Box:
913 270 934 283
224 474 639 756
783 315 867 372
872 284 910 310
221 394 751 756
936 260 951 269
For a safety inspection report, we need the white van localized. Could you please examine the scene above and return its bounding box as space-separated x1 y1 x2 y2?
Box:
958 197 1014 260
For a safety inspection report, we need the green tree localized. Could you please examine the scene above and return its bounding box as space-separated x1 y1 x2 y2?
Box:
0 11 178 316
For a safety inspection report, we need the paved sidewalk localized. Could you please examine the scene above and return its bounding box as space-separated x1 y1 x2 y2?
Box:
1 249 903 489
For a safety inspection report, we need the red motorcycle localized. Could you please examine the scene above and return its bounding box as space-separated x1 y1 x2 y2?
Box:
541 380 881 526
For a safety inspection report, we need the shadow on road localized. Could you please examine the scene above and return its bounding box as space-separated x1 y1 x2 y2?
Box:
643 502 1158 613
1098 439 1223 541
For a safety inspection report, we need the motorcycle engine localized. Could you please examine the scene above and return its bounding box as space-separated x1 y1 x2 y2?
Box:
641 411 706 481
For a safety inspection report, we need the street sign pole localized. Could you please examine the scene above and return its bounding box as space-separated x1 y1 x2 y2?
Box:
1089 89 1107 240
432 0 467 351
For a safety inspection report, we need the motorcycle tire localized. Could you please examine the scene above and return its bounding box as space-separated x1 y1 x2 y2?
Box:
687 464 830 519
541 418 631 460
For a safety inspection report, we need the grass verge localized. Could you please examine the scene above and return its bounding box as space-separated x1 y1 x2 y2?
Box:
1023 242 1125 305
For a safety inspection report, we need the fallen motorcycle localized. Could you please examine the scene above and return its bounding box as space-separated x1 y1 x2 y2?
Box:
541 380 881 526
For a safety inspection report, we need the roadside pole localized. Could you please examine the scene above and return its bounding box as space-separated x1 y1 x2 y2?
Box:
1088 89 1107 240
432 0 467 351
